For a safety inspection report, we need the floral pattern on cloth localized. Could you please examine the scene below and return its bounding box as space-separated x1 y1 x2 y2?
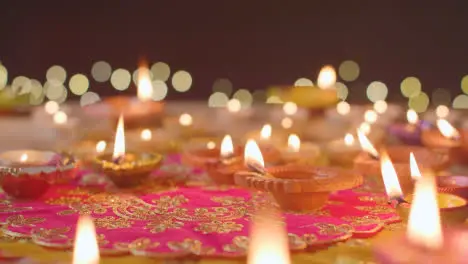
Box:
0 155 399 257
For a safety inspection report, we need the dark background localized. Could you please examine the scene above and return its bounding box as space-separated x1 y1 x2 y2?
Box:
1 1 468 102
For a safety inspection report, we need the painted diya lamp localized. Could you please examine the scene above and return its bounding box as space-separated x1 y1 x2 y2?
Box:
234 140 363 212
0 150 77 199
244 124 285 165
387 109 423 145
92 115 164 188
374 176 468 264
280 134 321 165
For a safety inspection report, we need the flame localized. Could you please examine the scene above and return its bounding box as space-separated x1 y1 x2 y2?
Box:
244 140 264 168
248 207 290 264
317 65 336 89
287 134 300 152
72 216 99 264
179 113 193 126
112 115 125 160
358 122 371 135
140 129 152 141
20 153 28 163
260 124 272 140
137 67 153 102
364 110 378 124
356 129 379 157
409 152 421 180
95 141 106 153
344 133 355 146
436 119 460 139
53 111 68 125
207 141 216 149
380 150 403 198
407 109 418 125
220 135 234 158
407 173 443 250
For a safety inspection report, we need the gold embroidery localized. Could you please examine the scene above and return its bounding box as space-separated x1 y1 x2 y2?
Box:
32 227 71 241
341 215 381 226
288 233 307 250
167 238 216 255
358 195 387 204
46 196 83 205
115 238 160 251
152 195 188 209
94 216 133 229
57 203 107 216
211 196 245 206
314 223 353 236
173 207 246 222
314 209 331 217
355 206 394 214
195 221 243 234
385 222 406 231
223 236 248 253
96 234 109 246
145 218 184 233
0 205 32 213
6 215 45 227
302 233 318 245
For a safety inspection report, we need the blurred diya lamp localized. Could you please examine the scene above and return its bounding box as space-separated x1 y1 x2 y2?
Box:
302 118 350 143
387 109 424 145
353 130 449 192
326 133 361 167
205 135 245 185
126 128 179 154
163 113 218 139
374 173 468 264
234 140 363 212
280 134 321 165
92 115 163 188
0 88 31 116
437 175 468 200
244 124 284 165
182 134 243 171
66 140 108 167
0 150 77 199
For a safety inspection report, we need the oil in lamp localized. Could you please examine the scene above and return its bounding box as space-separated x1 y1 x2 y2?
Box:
280 134 321 165
388 109 424 145
73 216 99 264
234 140 362 212
326 133 362 167
206 135 246 185
92 115 163 188
374 173 468 263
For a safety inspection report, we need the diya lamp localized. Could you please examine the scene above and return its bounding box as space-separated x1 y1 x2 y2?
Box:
73 216 99 264
280 134 321 165
66 140 108 168
437 174 468 200
163 113 217 140
387 109 423 145
0 150 77 199
326 133 362 167
374 174 468 264
244 124 284 165
126 128 179 154
92 115 163 188
234 140 363 212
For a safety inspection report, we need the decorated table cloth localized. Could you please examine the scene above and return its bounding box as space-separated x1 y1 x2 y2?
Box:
0 154 400 263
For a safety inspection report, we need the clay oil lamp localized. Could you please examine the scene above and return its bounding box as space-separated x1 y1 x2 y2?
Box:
126 128 179 154
66 140 108 168
0 150 77 199
163 113 218 140
244 124 284 165
374 174 468 264
182 134 242 170
205 135 245 185
234 140 363 212
354 129 449 193
326 133 361 167
280 134 321 165
92 115 163 188
387 109 424 145
425 119 468 165
437 175 468 200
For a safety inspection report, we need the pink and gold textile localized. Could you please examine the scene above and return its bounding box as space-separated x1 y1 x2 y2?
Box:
0 155 399 258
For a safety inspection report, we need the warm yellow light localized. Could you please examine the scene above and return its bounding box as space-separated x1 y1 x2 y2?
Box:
179 113 193 127
95 141 106 153
344 133 355 146
364 110 378 124
44 101 59 115
373 100 388 114
244 140 264 169
409 152 421 180
281 117 293 129
113 115 125 160
140 129 152 141
72 216 99 264
336 101 351 115
227 99 241 113
317 65 336 89
283 102 298 115
137 67 153 102
53 111 68 125
380 150 403 198
406 109 418 125
435 105 450 119
407 174 443 250
260 124 272 140
20 153 28 163
359 122 371 135
436 119 460 139
248 207 290 264
207 141 216 149
220 135 234 158
357 129 379 157
287 134 300 152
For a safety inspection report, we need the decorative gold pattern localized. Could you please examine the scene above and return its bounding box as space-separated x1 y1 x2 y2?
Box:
341 216 381 227
6 215 45 228
314 223 353 236
358 196 387 204
145 218 184 233
57 202 107 216
195 221 243 234
46 196 83 205
385 222 406 231
94 216 133 229
355 206 394 215
211 196 245 206
167 238 216 255
115 237 160 251
223 236 248 254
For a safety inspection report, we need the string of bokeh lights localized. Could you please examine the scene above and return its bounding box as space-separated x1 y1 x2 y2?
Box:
1 60 468 113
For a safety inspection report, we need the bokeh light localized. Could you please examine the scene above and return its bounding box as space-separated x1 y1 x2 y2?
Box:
400 77 421 98
208 92 229 107
266 95 283 104
44 80 66 101
179 113 193 126
366 81 388 102
252 90 267 102
11 76 29 94
373 100 388 114
359 122 371 135
283 102 298 115
27 79 43 101
110 69 131 91
408 91 430 113
338 60 360 82
54 88 68 104
435 105 450 119
69 74 89 95
0 64 7 90
151 80 168 101
431 88 451 106
294 78 313 87
172 70 192 92
364 110 378 124
226 99 241 112
453 94 468 109
151 62 171 81
336 101 350 115
46 65 67 84
132 68 153 85
44 101 59 115
281 117 293 129
212 78 233 96
53 111 67 124
461 75 468 94
335 82 349 100
233 89 253 108
91 61 112 82
80 92 101 107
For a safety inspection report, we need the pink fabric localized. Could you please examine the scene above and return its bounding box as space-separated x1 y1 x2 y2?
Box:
0 155 399 257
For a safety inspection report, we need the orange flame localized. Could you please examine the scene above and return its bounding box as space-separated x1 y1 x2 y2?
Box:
357 129 379 157
220 135 234 158
137 67 153 102
140 129 152 141
20 153 28 163
380 150 403 198
73 216 99 264
409 152 421 180
244 140 264 168
406 109 418 125
95 141 106 153
287 134 300 152
260 124 272 140
436 119 460 139
317 65 336 89
113 115 125 160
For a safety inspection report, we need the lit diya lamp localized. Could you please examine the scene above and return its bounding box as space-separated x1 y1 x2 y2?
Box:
66 140 108 167
0 150 77 199
326 133 362 167
281 134 321 165
244 124 284 165
437 174 468 200
92 115 163 188
353 129 449 193
73 215 99 264
387 109 424 145
126 128 179 153
234 140 362 212
374 173 468 264
381 153 467 224
84 64 164 129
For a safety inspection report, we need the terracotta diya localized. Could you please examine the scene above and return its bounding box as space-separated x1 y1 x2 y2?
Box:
234 140 363 212
280 134 321 165
244 124 285 165
387 109 423 145
437 175 468 200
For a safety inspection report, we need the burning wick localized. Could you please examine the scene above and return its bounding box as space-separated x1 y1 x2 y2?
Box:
112 115 126 164
244 139 268 176
356 129 379 159
220 135 239 165
436 119 460 141
380 150 408 206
